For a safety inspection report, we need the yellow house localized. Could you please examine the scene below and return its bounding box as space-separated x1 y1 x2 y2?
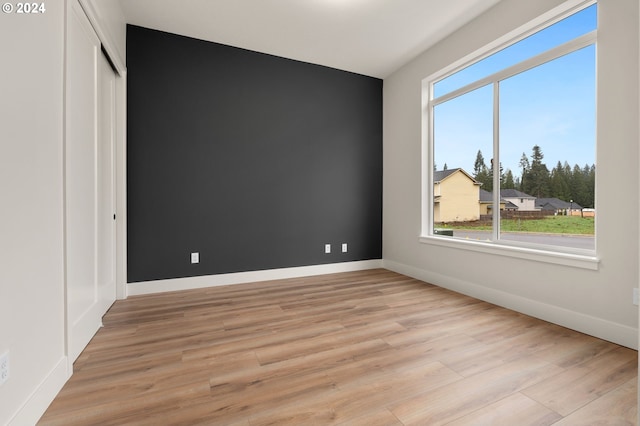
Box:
433 168 482 223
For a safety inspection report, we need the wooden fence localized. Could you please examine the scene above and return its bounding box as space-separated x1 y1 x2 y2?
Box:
480 210 556 221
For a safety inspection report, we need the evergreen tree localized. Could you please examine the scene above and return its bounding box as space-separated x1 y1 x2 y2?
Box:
503 169 516 189
577 164 595 208
472 149 492 191
473 150 486 177
518 153 530 191
549 161 570 200
584 164 595 208
522 145 550 197
568 164 587 207
476 169 492 192
463 144 594 208
531 145 544 165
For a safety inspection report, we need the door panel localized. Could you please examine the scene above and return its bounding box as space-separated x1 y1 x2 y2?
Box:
66 0 116 363
97 49 117 311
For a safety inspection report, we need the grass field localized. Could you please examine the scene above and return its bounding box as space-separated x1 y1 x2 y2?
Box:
441 216 595 235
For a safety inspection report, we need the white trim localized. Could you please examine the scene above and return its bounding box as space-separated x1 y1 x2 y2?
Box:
115 72 127 300
383 259 637 350
425 0 596 88
7 357 69 426
421 78 433 237
492 81 500 241
431 31 596 106
127 260 384 296
419 235 598 270
77 0 125 75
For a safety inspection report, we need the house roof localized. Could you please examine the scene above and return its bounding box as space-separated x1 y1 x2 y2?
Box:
479 189 493 202
504 201 519 210
499 189 535 199
434 168 480 185
535 198 583 210
479 189 517 209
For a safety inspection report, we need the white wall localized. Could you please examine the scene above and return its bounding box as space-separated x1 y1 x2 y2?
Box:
0 0 126 424
383 0 640 348
0 2 67 424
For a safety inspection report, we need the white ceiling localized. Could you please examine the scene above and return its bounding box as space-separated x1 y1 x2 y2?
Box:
119 0 502 78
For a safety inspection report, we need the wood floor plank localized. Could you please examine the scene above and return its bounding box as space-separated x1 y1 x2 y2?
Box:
551 378 638 425
445 392 562 426
522 346 638 416
38 269 638 425
389 355 564 425
335 409 404 426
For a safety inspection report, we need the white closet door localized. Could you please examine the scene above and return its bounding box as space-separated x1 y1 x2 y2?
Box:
97 45 117 318
65 0 116 363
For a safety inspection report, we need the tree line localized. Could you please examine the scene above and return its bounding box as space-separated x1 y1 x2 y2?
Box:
467 145 595 208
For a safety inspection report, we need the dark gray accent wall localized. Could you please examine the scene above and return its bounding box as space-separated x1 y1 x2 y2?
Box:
126 25 382 283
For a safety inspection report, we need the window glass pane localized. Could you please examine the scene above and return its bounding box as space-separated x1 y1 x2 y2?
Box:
434 4 596 98
433 84 493 239
498 45 595 250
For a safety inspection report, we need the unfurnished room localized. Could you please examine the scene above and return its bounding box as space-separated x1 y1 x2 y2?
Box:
1 0 639 424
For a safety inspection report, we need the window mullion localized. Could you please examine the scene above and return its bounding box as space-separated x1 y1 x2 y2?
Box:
424 97 435 236
432 30 596 108
492 82 500 242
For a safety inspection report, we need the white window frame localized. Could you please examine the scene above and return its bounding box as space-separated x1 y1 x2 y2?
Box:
420 0 599 270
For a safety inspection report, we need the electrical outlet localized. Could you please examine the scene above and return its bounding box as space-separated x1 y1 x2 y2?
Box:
191 252 199 264
633 288 639 306
341 243 348 253
325 244 331 254
0 351 9 386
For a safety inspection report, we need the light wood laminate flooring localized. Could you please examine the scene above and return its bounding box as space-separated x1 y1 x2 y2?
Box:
39 269 637 425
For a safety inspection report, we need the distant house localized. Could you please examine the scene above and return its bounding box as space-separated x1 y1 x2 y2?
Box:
536 198 582 215
536 198 583 216
434 168 481 222
499 189 539 211
479 189 517 216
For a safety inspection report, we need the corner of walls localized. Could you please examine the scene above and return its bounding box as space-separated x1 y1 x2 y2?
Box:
383 259 639 349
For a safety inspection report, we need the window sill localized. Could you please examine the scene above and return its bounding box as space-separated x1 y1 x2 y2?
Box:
419 235 599 270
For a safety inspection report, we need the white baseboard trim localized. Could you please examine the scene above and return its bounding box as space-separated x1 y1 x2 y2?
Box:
383 259 639 350
8 356 69 426
127 260 384 296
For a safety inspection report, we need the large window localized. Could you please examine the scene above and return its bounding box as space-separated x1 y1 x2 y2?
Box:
425 2 596 257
